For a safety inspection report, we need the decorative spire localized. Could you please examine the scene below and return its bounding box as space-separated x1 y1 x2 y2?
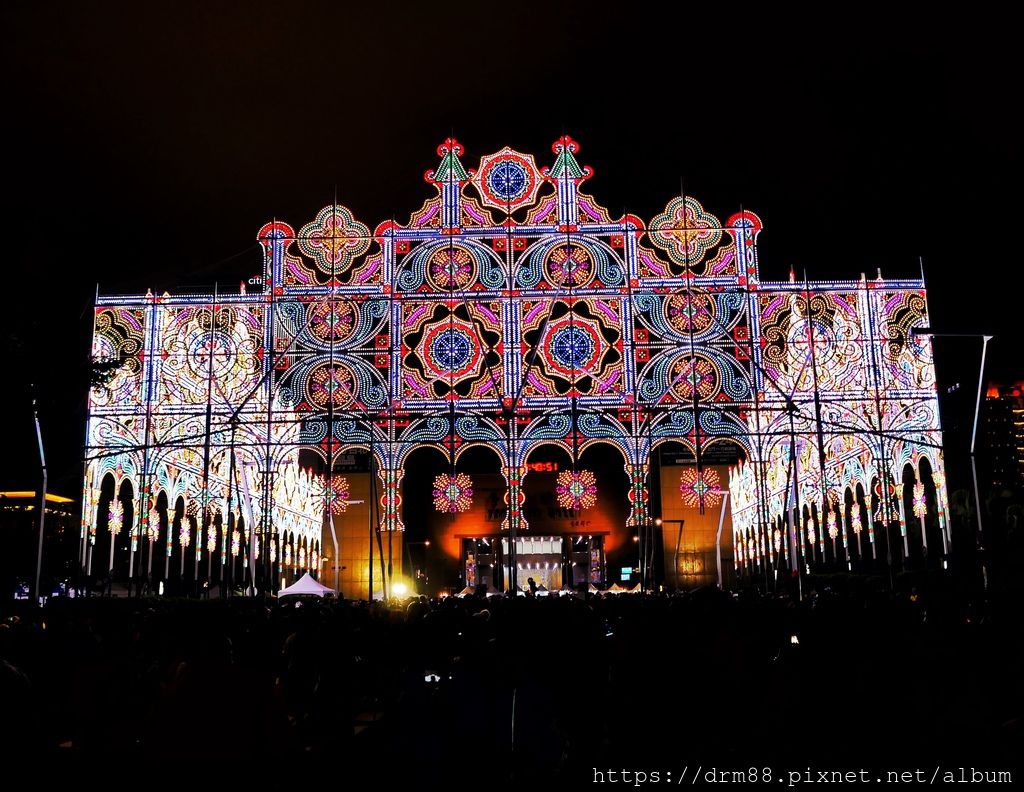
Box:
544 135 592 183
426 137 470 185
542 136 590 227
427 138 470 230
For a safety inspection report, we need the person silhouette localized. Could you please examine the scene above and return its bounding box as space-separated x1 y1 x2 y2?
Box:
527 577 537 595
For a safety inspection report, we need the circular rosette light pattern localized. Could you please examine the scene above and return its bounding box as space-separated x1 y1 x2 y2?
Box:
326 476 350 516
669 354 719 402
543 318 602 378
433 472 474 513
306 300 357 345
421 320 481 380
664 292 716 335
678 467 723 509
544 243 594 288
472 147 542 211
306 362 357 410
556 469 598 511
427 245 476 291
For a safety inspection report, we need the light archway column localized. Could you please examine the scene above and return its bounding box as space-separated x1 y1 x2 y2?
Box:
128 495 142 580
836 500 849 554
624 460 650 530
108 487 125 577
145 493 160 578
799 511 809 566
850 495 864 559
82 481 99 570
164 506 175 580
501 450 528 594
895 482 910 557
817 506 826 560
837 502 851 569
379 464 404 594
825 500 837 560
912 480 928 555
864 492 878 560
87 489 101 576
378 466 405 535
501 462 528 537
932 471 950 555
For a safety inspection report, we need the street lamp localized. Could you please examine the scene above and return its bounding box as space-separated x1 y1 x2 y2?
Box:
911 329 993 588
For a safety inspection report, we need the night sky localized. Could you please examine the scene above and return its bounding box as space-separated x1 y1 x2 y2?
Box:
2 2 1017 494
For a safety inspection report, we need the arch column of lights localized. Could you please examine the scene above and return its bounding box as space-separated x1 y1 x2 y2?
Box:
83 136 949 596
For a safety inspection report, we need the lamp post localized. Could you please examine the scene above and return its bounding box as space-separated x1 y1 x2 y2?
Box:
911 329 993 588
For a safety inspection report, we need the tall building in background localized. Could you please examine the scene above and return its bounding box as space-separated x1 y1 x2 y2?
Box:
982 383 1024 490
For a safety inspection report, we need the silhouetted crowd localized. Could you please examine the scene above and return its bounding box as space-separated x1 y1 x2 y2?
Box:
1 578 1020 783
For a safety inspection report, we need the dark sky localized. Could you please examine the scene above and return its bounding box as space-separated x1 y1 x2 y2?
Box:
2 2 1017 494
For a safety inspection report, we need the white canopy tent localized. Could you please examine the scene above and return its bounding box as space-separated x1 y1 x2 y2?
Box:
278 573 334 598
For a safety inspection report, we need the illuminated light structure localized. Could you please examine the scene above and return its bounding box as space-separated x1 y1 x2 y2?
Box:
678 467 723 509
325 474 351 516
83 136 949 596
556 469 598 511
108 500 124 537
433 472 473 513
912 482 927 519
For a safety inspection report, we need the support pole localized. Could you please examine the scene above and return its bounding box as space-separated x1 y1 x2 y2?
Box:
165 508 172 582
32 398 47 604
971 456 987 591
329 512 340 595
108 496 117 585
368 431 374 602
673 521 684 591
715 493 729 589
971 336 992 591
